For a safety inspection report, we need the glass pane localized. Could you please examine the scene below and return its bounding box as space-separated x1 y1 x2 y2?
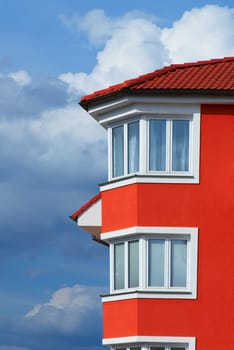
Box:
170 240 187 287
128 121 139 174
149 119 166 171
151 347 165 350
130 347 142 350
171 348 186 350
172 120 189 171
148 239 165 287
114 243 124 290
112 125 124 177
128 240 139 288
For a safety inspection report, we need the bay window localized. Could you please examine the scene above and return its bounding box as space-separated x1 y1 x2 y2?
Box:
103 227 198 299
108 114 200 185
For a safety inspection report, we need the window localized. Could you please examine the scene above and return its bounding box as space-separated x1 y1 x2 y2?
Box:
114 240 139 290
148 238 187 288
149 119 190 172
107 113 200 187
112 121 139 178
103 227 198 299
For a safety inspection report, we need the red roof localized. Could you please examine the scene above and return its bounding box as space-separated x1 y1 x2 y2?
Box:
70 193 101 221
80 57 234 108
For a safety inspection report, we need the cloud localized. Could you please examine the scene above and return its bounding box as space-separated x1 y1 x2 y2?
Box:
8 70 32 86
59 11 168 94
0 101 106 259
0 75 69 119
161 5 234 63
60 9 114 46
25 284 104 335
60 5 234 96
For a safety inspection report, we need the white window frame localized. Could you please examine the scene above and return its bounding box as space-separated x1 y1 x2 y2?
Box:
109 119 140 179
103 336 195 350
147 117 192 175
112 238 140 291
102 227 198 300
106 111 200 190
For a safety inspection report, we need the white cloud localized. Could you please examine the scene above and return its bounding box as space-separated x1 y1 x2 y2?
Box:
60 6 234 96
161 5 234 63
59 12 168 94
8 70 32 86
61 9 114 46
25 284 104 334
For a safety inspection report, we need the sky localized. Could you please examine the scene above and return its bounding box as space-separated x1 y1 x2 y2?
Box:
0 1 233 350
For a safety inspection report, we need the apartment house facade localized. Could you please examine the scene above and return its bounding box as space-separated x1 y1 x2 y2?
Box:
71 57 234 350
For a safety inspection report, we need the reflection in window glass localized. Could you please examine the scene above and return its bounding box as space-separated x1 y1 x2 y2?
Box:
112 126 124 177
128 241 139 288
128 121 139 174
151 347 165 350
114 243 124 290
149 119 166 171
171 240 187 287
172 120 189 171
148 239 165 287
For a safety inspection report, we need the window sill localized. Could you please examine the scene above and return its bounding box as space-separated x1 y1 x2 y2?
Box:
101 289 196 302
100 173 199 191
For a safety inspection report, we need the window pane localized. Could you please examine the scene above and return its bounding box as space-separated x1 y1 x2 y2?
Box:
114 243 124 290
170 240 187 287
112 125 124 177
172 120 189 171
128 240 139 288
130 347 142 350
149 119 166 171
148 239 165 287
171 348 186 350
151 347 165 350
128 121 139 174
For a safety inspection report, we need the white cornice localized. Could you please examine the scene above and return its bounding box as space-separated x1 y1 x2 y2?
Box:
88 94 234 126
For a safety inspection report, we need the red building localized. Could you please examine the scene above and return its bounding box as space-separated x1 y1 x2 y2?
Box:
71 57 234 350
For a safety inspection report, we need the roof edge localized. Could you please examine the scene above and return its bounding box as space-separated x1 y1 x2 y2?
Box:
70 193 101 221
79 57 234 110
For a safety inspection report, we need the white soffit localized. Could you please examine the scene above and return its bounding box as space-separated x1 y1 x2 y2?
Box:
77 198 102 237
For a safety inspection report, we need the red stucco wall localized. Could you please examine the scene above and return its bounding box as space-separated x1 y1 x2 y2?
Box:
102 104 234 349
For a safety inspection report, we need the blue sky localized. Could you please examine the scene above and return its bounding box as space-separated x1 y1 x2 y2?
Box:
0 1 233 350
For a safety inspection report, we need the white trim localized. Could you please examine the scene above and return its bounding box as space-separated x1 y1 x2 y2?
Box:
100 174 199 191
103 335 196 350
103 226 198 299
102 290 195 301
101 226 197 241
88 94 233 123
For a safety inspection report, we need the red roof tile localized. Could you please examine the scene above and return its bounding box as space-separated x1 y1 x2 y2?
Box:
80 57 234 108
70 193 101 221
